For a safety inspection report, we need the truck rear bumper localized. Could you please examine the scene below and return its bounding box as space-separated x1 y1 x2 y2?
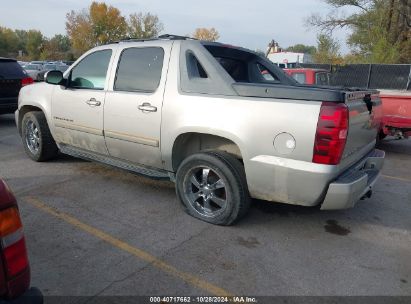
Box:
320 149 385 210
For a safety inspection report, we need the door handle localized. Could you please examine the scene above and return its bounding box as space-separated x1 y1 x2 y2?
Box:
86 98 101 107
138 102 157 112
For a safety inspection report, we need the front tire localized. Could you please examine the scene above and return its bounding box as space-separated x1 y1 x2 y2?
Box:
176 151 251 225
22 111 58 162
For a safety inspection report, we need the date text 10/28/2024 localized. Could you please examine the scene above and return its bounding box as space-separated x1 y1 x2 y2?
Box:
149 296 258 303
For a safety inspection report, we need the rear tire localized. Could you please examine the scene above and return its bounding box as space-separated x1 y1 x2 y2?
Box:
176 151 251 225
22 111 58 162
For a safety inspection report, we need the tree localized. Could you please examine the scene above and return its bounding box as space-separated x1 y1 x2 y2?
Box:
0 27 19 57
192 28 220 41
66 2 163 56
286 44 317 55
307 0 410 63
66 9 95 56
313 34 343 64
66 2 128 55
128 13 163 39
14 30 28 55
26 30 45 60
40 34 72 60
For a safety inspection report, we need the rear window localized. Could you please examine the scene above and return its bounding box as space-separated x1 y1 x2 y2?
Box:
315 72 330 85
0 61 26 79
203 44 285 84
216 57 248 82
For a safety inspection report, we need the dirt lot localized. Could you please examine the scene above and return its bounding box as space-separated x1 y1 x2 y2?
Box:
0 113 410 300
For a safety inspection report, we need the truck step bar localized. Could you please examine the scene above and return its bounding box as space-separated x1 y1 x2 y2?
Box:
59 144 171 180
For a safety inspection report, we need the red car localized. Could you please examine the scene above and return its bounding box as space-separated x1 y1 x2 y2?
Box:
0 179 42 303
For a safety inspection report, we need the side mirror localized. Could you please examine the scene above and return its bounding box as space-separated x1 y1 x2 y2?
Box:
45 70 64 85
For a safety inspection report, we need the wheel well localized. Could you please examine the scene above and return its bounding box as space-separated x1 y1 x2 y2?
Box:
18 105 42 135
172 133 243 171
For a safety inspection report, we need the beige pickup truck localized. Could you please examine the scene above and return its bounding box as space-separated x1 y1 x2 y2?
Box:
16 35 385 225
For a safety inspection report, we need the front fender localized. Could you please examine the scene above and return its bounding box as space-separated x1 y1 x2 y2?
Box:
17 83 55 134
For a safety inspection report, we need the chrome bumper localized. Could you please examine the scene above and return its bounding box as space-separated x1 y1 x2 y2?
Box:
321 149 385 210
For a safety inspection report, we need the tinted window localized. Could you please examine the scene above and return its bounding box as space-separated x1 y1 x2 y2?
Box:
44 64 57 70
25 64 41 70
315 72 330 85
291 73 307 84
186 52 208 79
70 49 112 90
114 47 164 92
256 63 280 82
216 57 248 82
0 61 26 79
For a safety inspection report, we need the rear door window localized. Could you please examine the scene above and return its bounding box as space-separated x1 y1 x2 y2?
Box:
114 47 164 93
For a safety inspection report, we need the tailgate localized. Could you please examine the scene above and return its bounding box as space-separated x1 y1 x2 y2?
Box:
342 90 382 161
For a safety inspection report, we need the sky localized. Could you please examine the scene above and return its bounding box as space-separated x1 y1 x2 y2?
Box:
0 0 353 53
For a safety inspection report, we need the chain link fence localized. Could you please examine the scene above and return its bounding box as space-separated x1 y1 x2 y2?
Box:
298 63 411 91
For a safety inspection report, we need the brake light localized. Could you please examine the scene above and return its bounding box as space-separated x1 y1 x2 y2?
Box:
3 237 28 277
0 208 23 238
21 77 33 87
0 180 30 299
0 207 29 277
313 102 349 165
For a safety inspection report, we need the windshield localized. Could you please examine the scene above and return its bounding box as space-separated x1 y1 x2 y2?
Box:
44 65 57 70
57 65 69 72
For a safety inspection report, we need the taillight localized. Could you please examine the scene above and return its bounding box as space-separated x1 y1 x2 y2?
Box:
0 180 30 299
21 77 33 87
313 102 349 165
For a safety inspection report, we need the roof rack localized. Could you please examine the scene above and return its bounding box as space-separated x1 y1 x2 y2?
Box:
158 34 195 40
112 34 195 44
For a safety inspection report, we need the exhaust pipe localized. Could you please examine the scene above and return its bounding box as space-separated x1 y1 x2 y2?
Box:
360 189 372 200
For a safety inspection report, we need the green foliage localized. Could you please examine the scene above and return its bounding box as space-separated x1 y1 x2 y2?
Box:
307 0 410 63
40 35 72 60
313 34 343 64
0 27 45 59
26 30 44 60
286 44 317 55
0 27 19 57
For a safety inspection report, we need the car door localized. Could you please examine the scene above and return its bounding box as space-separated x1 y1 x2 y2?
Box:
104 43 171 169
51 48 114 154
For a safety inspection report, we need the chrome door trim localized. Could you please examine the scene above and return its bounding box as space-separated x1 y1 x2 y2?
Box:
54 122 103 136
104 130 159 147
